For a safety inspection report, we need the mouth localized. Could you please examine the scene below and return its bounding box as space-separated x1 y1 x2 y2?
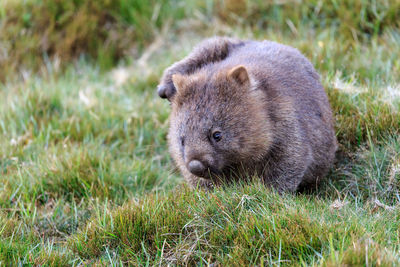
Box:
190 166 223 180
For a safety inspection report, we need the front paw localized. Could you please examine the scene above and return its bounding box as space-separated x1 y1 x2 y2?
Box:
157 83 176 100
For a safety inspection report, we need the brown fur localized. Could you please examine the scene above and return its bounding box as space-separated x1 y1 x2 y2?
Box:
158 37 337 192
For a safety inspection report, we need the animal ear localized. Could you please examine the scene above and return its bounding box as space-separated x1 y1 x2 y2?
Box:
172 73 189 94
228 65 249 85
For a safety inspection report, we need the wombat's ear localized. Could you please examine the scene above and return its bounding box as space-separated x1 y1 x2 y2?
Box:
172 74 188 93
228 65 249 85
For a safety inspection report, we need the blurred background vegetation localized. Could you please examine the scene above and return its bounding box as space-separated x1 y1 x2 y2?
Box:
1 0 399 81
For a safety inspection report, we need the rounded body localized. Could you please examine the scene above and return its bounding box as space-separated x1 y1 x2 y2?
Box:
159 37 337 192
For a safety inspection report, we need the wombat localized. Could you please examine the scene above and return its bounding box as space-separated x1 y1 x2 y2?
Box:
157 37 337 192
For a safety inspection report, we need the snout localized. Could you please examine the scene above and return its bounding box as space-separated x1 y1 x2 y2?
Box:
157 84 168 98
157 84 175 100
188 160 206 177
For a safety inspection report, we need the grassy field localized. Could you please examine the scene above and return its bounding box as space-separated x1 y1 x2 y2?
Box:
1 0 400 265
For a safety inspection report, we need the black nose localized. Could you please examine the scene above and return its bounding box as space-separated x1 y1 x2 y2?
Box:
157 84 176 100
157 85 168 98
188 160 206 177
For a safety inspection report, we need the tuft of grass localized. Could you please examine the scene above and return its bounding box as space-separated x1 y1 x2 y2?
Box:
0 0 199 81
324 239 399 266
329 135 400 204
0 64 178 209
69 184 400 265
328 84 400 149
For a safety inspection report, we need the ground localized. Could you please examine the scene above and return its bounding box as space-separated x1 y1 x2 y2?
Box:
0 1 399 266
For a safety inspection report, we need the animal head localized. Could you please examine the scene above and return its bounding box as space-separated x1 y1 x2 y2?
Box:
167 65 272 180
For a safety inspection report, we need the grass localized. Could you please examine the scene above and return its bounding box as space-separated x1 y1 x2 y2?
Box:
1 0 400 266
69 184 400 265
1 0 399 82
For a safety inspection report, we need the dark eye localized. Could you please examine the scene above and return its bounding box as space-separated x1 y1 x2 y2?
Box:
180 137 185 146
212 131 222 142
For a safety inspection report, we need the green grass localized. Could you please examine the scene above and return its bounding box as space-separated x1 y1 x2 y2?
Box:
1 0 400 266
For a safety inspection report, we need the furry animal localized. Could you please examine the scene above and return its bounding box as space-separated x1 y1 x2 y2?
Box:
157 37 337 192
